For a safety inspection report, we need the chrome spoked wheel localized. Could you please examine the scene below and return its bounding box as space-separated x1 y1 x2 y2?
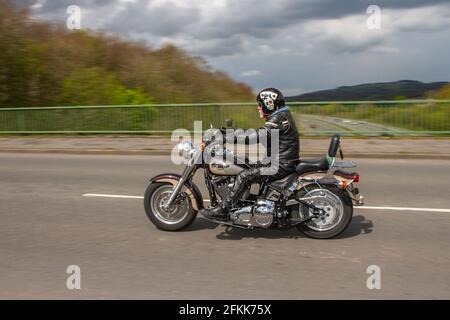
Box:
150 185 190 225
295 184 353 239
144 182 198 231
303 188 344 232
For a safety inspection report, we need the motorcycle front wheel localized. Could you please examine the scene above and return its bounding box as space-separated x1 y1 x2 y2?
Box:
295 185 353 239
144 183 197 231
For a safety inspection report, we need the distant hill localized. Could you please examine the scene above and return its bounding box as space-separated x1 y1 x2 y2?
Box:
286 80 449 101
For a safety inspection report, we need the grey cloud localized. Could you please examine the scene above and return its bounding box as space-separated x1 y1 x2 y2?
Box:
102 1 200 37
180 0 450 40
14 0 112 11
210 30 450 95
17 0 450 38
281 0 450 21
177 35 251 57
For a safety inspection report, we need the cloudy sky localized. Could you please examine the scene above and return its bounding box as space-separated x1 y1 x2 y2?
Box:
15 0 450 95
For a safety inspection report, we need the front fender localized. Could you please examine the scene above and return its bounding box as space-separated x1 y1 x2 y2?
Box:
148 173 204 211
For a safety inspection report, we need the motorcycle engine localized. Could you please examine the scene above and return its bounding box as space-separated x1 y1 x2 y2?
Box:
230 199 275 228
212 176 234 201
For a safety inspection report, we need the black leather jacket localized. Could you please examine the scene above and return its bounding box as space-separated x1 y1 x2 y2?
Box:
229 107 300 170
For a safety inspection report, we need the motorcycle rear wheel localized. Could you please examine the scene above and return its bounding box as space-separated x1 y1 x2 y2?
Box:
295 185 353 239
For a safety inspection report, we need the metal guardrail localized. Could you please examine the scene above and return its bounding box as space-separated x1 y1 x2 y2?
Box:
0 100 449 136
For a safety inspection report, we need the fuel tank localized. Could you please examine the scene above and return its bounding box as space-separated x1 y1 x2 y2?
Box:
209 159 244 176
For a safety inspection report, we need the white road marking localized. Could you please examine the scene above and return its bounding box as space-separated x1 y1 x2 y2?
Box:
83 193 144 199
82 193 450 213
356 206 450 213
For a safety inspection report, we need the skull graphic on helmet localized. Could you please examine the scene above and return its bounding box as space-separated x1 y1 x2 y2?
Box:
259 91 278 111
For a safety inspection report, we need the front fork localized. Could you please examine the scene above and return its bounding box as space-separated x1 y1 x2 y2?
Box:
163 163 198 209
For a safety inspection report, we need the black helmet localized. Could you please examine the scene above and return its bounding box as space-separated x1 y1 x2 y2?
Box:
256 87 285 116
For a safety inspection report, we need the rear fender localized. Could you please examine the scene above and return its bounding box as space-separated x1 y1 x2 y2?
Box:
149 173 204 211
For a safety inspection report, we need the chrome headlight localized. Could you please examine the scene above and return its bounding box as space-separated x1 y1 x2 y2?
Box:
177 141 197 160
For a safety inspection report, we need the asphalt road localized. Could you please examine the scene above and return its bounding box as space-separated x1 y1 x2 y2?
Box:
1 153 450 299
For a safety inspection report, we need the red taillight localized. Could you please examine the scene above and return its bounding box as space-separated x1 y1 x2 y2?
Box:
353 173 359 183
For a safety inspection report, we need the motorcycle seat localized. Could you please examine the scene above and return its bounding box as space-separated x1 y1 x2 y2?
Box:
268 173 297 191
296 157 329 175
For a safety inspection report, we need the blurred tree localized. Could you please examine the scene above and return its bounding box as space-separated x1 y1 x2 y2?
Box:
59 67 154 105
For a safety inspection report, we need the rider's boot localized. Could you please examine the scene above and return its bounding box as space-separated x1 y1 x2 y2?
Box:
202 205 228 220
202 189 236 221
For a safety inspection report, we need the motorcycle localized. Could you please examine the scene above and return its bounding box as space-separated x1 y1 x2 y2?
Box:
144 124 364 239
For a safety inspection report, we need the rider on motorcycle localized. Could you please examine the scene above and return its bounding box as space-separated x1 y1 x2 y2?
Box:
203 87 300 219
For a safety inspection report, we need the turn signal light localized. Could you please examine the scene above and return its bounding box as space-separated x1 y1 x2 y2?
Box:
200 138 206 151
